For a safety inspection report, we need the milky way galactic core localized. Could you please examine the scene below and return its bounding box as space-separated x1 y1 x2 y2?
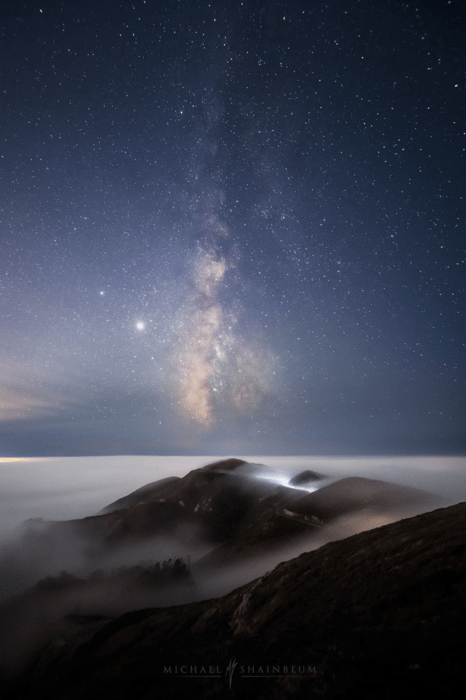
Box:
0 0 464 455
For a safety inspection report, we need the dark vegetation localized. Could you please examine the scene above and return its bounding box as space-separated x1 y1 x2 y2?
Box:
1 501 465 699
0 459 460 699
36 556 190 593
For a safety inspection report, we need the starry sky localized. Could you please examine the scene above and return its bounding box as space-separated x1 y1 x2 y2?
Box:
1 0 465 457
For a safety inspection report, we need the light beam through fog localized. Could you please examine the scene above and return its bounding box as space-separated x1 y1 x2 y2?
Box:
0 454 465 680
0 1 464 692
2 455 465 537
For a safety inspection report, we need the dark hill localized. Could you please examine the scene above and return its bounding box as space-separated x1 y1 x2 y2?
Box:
2 501 465 700
289 469 324 486
194 474 445 570
0 459 277 602
99 476 181 514
82 458 273 551
99 459 248 515
288 475 441 520
0 461 446 604
91 467 442 560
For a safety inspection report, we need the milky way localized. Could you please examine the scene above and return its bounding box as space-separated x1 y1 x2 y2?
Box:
175 191 275 427
0 0 464 456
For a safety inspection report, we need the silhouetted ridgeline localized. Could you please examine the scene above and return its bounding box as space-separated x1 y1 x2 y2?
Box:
1 501 465 699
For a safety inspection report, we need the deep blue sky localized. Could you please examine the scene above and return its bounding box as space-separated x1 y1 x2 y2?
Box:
1 0 465 456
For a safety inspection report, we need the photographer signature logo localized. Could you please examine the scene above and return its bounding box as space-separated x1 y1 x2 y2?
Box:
163 660 316 691
225 659 238 690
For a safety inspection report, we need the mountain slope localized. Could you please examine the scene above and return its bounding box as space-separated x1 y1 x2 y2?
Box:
99 476 181 514
78 465 446 561
0 460 446 606
194 473 444 569
3 501 465 699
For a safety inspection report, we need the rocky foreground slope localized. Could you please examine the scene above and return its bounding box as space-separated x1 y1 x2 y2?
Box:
1 500 465 700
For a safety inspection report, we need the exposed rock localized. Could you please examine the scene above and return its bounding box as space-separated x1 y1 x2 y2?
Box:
0 461 446 605
194 475 445 570
99 460 247 515
2 501 465 699
0 458 452 698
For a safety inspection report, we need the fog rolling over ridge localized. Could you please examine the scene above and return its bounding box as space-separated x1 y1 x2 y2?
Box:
1 455 464 536
1 0 464 693
0 456 461 603
0 455 465 698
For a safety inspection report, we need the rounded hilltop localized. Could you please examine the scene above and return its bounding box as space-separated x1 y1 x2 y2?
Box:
199 458 248 473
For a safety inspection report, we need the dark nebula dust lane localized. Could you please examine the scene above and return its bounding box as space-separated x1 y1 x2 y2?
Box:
0 0 464 456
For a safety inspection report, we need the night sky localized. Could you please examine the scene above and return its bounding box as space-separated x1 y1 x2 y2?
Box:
1 0 465 457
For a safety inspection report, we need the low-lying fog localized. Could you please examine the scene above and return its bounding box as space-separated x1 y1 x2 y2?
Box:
0 454 465 672
1 455 465 537
1 454 464 596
